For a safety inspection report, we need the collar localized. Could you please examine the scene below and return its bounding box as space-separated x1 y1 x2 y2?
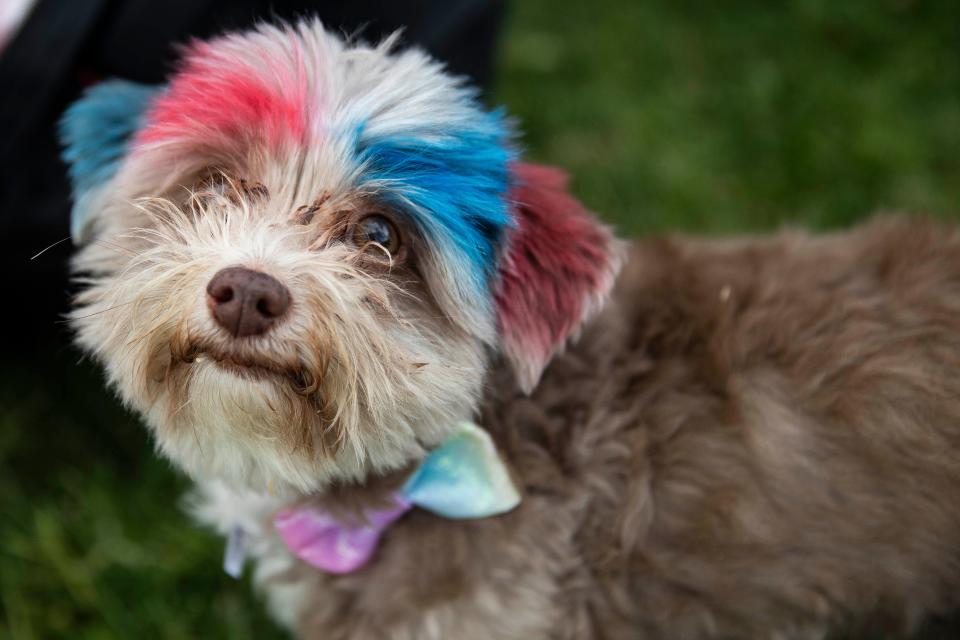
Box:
224 421 520 576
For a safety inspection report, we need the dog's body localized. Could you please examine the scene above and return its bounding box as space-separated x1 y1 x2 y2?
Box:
62 19 960 640
194 217 960 640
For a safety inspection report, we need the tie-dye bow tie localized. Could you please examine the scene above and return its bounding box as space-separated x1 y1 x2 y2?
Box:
262 422 520 575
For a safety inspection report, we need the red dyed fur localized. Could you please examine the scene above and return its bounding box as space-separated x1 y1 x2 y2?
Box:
495 163 620 391
137 41 307 150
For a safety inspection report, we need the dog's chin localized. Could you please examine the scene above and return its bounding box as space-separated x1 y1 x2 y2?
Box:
121 331 478 495
141 352 356 496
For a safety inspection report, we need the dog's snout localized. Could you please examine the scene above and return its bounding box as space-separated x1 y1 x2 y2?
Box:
206 267 291 337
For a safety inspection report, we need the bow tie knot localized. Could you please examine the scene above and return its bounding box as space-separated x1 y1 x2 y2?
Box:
266 421 520 574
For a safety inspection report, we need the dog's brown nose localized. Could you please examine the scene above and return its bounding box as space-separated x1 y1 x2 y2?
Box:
206 267 291 337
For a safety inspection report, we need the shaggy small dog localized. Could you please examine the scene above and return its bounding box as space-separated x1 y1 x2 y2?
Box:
63 19 960 640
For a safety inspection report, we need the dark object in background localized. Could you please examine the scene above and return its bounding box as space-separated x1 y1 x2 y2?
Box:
0 0 504 354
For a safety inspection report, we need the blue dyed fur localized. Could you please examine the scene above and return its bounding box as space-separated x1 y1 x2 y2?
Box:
356 107 515 291
60 81 159 241
60 79 513 298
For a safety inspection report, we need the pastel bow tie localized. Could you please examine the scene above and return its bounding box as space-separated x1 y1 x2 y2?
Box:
269 421 520 574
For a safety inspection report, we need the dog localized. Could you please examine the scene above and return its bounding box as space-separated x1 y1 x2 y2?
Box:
63 18 960 640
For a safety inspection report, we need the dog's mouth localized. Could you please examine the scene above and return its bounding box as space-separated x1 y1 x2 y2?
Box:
204 353 283 379
170 341 321 395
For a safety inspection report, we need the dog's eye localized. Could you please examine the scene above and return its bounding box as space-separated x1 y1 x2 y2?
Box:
352 215 401 256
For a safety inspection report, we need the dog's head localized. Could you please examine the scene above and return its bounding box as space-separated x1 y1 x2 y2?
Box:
64 20 621 494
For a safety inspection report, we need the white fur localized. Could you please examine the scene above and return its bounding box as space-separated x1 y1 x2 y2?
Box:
189 479 312 630
73 188 486 494
71 21 506 496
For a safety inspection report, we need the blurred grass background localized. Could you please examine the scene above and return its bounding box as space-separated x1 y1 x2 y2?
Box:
2 0 960 637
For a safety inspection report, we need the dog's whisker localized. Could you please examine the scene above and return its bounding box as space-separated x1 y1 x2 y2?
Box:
65 299 142 322
173 396 194 418
124 320 172 350
91 239 139 257
29 236 71 261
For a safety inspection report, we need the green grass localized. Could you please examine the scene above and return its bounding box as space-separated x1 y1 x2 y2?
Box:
3 0 960 637
0 358 284 640
498 0 960 234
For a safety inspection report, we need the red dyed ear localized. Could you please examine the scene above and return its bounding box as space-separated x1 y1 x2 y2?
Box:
494 163 622 392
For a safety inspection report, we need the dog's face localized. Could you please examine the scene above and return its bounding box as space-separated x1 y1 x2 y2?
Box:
64 20 620 494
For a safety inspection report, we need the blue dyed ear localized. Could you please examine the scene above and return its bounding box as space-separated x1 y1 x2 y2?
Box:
60 81 160 243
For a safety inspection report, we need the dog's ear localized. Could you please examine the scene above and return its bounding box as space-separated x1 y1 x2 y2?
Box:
60 81 160 243
494 163 622 393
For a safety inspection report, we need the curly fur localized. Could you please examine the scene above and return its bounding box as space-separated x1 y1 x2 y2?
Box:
212 216 960 640
65 18 960 640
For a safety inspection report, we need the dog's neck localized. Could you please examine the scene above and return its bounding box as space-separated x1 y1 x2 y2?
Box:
295 467 413 519
219 420 523 576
